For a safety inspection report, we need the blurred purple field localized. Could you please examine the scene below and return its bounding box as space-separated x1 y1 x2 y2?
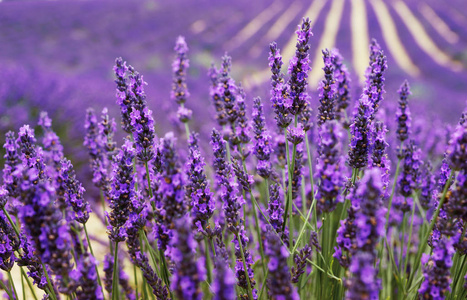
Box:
0 0 466 166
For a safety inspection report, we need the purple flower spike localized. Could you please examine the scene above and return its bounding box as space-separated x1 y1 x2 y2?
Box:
186 133 215 231
345 168 385 299
99 107 117 160
317 49 337 126
2 131 20 197
209 64 228 127
129 68 156 162
219 54 238 124
419 162 435 210
287 18 313 116
171 36 190 105
269 42 292 129
316 121 345 213
334 198 358 269
364 39 388 118
347 95 374 169
59 158 92 224
291 245 312 283
418 236 454 299
287 124 305 145
447 109 467 171
267 183 289 246
265 226 298 300
286 144 304 202
232 85 251 147
233 227 257 299
212 241 236 300
114 57 134 133
369 121 390 198
108 139 136 243
17 125 47 180
154 132 186 251
0 210 20 271
398 140 421 198
74 253 104 300
396 80 412 143
331 49 351 122
252 97 273 178
171 215 206 300
38 111 64 174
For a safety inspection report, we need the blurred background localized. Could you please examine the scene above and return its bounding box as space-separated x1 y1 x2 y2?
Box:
0 0 466 167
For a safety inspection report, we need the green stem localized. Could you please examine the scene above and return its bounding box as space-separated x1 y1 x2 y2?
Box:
21 266 26 300
2 207 20 237
0 278 14 300
21 268 38 300
204 238 213 283
406 171 453 289
235 233 254 300
385 143 404 233
42 263 58 300
283 128 297 250
112 241 120 300
133 264 139 300
403 196 417 288
7 271 18 300
258 269 269 300
304 134 315 205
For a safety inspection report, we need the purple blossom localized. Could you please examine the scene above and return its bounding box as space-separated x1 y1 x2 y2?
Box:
396 80 412 143
334 197 357 269
38 111 64 175
84 108 108 189
233 227 257 299
447 109 467 171
332 49 351 122
252 97 273 178
98 107 117 160
267 183 289 246
73 253 104 300
287 18 312 116
369 121 390 198
316 121 345 213
107 139 136 243
265 226 298 299
287 124 305 145
347 95 374 169
186 133 215 231
209 64 228 127
231 85 250 148
419 236 454 299
398 141 421 198
17 125 47 181
218 54 238 125
114 57 134 133
171 36 190 105
129 68 156 162
364 39 387 118
154 132 186 251
0 209 20 272
317 49 337 126
171 215 206 300
212 240 236 300
2 131 20 198
420 162 436 210
269 42 292 129
286 144 304 203
291 245 312 283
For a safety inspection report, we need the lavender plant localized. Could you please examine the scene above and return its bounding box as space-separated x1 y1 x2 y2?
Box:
1 17 467 300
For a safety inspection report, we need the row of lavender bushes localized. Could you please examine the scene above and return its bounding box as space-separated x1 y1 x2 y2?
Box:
0 18 466 300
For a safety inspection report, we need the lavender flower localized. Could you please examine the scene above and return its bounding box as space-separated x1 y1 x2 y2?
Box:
84 108 108 189
291 245 312 283
364 39 387 117
316 121 345 213
59 158 92 223
209 64 228 127
317 49 337 126
129 68 156 162
232 85 250 147
334 199 357 269
212 240 236 300
171 215 206 300
418 236 454 299
369 121 390 198
286 145 304 203
396 80 412 143
345 168 386 299
287 18 312 116
332 49 351 122
447 110 467 171
17 237 50 291
38 111 64 172
347 95 374 169
287 124 305 145
252 97 273 178
171 36 192 124
73 253 104 300
171 36 190 105
107 139 136 242
99 107 117 160
154 133 186 251
269 42 292 129
420 162 435 210
445 170 467 221
186 133 215 231
267 183 288 245
232 156 254 193
218 55 238 124
233 227 257 299
265 225 298 299
114 57 134 133
398 140 421 198
2 131 20 197
298 101 313 132
17 125 47 181
0 209 20 271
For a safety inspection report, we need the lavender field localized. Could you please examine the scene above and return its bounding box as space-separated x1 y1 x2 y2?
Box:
0 0 467 299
